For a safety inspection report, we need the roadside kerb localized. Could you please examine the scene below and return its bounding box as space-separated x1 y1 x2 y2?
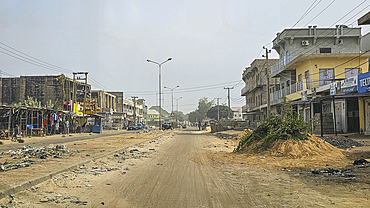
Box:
0 131 172 199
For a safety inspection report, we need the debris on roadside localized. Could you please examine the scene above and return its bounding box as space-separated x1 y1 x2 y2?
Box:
321 136 364 149
353 159 370 167
0 144 74 172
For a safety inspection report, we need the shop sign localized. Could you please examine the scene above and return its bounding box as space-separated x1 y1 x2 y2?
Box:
340 76 357 94
358 71 370 93
301 91 307 101
330 82 336 95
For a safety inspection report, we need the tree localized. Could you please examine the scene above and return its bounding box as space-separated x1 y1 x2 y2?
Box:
188 111 201 123
187 97 214 123
207 105 231 120
173 111 185 122
197 97 213 120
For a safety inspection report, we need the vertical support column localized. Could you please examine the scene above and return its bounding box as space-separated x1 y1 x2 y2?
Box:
333 97 337 136
72 73 76 112
320 100 324 137
83 72 88 123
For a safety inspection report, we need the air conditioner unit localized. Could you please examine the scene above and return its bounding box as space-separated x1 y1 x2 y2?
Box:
301 40 309 46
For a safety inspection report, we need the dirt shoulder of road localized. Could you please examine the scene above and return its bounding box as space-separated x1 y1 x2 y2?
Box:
206 129 370 207
1 129 369 207
0 130 169 197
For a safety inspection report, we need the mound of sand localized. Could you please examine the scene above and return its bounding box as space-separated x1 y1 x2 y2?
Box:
239 133 345 158
232 129 252 141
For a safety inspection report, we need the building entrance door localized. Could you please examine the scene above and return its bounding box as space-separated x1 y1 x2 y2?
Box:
347 99 359 133
365 99 370 132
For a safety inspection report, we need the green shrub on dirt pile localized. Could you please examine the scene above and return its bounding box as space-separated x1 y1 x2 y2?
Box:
234 103 311 152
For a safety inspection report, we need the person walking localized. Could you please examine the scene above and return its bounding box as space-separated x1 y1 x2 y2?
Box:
65 120 69 135
13 124 19 140
198 121 201 131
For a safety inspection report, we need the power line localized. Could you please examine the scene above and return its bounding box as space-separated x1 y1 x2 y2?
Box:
302 0 337 27
0 41 111 92
289 2 369 58
292 0 322 28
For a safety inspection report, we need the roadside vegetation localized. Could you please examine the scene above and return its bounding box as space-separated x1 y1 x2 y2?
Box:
235 102 312 152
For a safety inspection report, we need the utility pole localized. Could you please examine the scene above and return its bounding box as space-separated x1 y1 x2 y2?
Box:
215 97 221 121
83 72 88 122
74 72 88 122
262 46 271 118
72 73 76 112
224 87 234 119
131 96 138 124
0 70 2 106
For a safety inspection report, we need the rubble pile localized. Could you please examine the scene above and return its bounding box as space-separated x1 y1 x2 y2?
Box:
320 136 364 149
0 144 73 171
353 159 370 167
311 168 354 178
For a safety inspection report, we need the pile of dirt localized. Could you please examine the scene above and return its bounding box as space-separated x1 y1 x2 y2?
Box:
239 133 345 158
232 129 252 141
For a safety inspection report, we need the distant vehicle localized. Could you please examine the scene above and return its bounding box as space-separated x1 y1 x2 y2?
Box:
162 123 172 130
128 123 138 130
137 123 143 129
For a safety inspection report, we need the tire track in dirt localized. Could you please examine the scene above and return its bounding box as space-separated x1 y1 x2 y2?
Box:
110 131 257 207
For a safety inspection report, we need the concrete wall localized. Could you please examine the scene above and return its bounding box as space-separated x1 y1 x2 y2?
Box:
361 32 370 52
273 26 361 58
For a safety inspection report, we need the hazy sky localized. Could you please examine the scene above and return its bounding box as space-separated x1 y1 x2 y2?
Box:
1 0 369 113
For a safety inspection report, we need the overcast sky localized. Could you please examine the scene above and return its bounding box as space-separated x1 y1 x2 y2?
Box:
1 0 370 113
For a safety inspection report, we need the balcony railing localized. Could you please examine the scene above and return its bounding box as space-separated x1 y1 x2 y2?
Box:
270 89 284 102
286 85 291 95
297 81 303 91
241 86 248 96
270 55 298 77
243 103 256 112
291 83 297 93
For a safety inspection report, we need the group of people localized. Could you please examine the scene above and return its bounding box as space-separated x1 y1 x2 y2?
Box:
44 112 71 136
197 121 209 131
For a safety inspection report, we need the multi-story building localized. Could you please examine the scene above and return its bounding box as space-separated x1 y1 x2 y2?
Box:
147 109 159 127
0 74 90 110
108 92 124 113
269 25 370 133
232 107 244 121
358 11 370 135
91 90 117 113
241 59 278 127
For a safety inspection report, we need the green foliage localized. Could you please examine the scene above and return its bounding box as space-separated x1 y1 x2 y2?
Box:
187 97 213 122
188 110 201 123
234 102 311 152
207 105 231 120
45 100 54 109
14 96 41 108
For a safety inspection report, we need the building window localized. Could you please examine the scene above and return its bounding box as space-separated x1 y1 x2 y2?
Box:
345 68 359 78
319 69 334 86
305 71 310 89
298 74 303 91
320 48 331 53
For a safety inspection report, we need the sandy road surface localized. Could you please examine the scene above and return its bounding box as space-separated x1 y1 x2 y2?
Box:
1 129 369 207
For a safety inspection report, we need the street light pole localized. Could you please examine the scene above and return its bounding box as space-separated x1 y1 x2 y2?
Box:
147 58 172 129
174 97 182 127
164 85 179 119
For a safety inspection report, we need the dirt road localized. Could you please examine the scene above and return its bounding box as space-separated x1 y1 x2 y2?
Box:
1 129 369 207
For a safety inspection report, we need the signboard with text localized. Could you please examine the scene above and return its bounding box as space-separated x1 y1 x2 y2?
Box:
340 76 357 94
358 71 370 93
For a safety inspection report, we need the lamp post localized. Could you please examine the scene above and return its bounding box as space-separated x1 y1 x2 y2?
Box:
147 58 172 129
164 85 179 119
174 97 182 127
